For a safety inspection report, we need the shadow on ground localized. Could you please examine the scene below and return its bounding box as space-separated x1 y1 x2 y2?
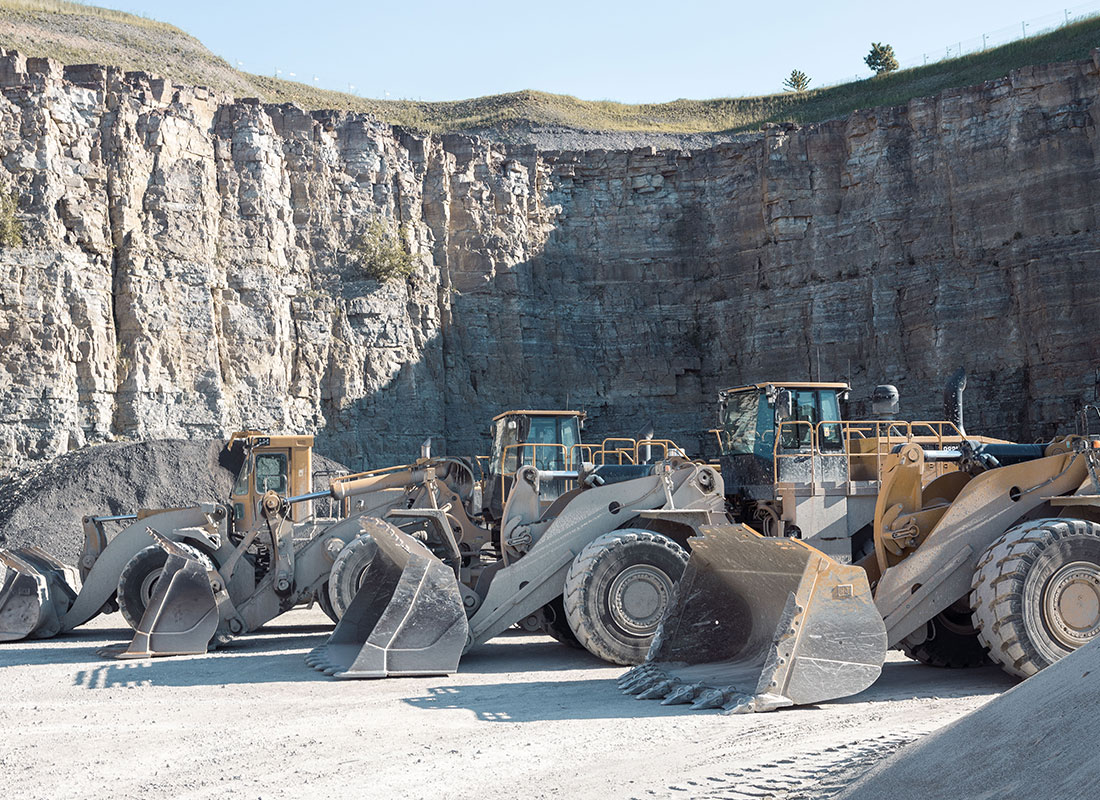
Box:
835 659 1017 704
402 658 1018 722
0 623 335 668
63 631 608 690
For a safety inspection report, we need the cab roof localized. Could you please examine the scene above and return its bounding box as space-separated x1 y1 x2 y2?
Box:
720 382 851 395
491 410 586 422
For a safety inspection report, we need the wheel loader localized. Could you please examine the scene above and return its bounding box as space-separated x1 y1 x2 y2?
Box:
116 410 712 661
304 456 724 678
298 376 995 680
623 402 1100 713
712 369 1003 563
0 431 470 643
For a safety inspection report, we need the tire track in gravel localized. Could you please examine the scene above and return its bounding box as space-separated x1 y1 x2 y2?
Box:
632 730 925 799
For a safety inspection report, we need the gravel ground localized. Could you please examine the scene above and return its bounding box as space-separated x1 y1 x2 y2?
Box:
0 608 1019 800
839 638 1100 800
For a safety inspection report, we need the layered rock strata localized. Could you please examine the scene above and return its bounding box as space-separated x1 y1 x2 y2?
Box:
0 48 1098 471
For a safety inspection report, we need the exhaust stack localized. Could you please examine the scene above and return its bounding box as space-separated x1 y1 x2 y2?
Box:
943 367 967 436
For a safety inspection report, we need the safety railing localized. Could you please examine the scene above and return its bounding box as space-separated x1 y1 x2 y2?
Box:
500 437 687 498
773 419 968 486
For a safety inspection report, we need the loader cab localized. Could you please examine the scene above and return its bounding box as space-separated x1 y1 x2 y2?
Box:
486 410 584 519
716 382 849 501
227 432 314 531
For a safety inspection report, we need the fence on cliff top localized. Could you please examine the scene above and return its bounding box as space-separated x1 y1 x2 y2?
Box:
814 1 1100 91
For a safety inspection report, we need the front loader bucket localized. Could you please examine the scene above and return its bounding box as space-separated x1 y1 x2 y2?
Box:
622 524 887 713
307 521 468 679
116 533 219 658
0 547 80 641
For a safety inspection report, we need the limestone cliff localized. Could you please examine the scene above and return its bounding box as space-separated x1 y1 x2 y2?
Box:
0 48 1098 471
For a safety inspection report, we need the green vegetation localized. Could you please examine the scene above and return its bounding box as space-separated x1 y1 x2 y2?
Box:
782 70 811 93
0 189 23 247
865 42 899 75
350 221 415 284
1 0 1099 135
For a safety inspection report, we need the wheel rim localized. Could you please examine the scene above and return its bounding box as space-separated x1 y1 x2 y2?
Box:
607 564 674 637
1042 561 1100 649
139 568 164 606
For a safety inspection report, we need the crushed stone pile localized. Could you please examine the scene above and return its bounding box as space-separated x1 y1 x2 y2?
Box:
838 638 1100 800
0 439 348 564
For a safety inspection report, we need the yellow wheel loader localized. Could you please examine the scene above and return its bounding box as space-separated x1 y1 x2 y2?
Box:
624 410 1100 713
117 411 708 662
116 456 480 657
0 432 318 641
0 432 466 643
712 369 1000 564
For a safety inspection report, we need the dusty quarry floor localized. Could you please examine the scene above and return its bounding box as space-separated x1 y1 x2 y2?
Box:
0 608 1017 800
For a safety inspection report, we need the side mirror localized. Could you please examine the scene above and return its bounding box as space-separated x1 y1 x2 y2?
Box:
775 388 793 423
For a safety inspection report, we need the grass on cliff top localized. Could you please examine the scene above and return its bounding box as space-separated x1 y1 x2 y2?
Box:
1 0 1100 135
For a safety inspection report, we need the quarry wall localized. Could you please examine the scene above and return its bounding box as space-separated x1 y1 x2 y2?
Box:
0 48 1098 470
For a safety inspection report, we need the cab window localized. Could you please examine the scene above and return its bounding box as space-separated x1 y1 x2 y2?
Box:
779 390 844 450
719 392 760 456
526 417 563 470
232 456 251 496
560 418 580 465
254 452 289 494
818 390 843 450
779 390 819 449
492 418 521 474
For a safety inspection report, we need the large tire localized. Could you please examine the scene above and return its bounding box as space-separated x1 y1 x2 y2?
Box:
972 518 1100 679
327 528 380 618
117 544 171 630
898 596 990 668
316 581 339 623
562 529 688 665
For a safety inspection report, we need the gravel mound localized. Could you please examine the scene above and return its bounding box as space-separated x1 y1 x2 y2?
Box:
0 439 348 564
838 639 1100 800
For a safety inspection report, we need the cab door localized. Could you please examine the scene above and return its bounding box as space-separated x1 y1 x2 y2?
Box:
231 447 292 530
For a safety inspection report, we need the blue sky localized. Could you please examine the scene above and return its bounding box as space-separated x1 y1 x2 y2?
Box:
96 0 1094 102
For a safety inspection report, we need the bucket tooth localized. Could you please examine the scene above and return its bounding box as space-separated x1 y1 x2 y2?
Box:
722 692 795 715
689 688 729 710
619 668 658 693
310 518 468 679
618 664 652 687
660 682 701 705
636 524 887 713
719 692 758 714
624 671 668 696
637 679 679 700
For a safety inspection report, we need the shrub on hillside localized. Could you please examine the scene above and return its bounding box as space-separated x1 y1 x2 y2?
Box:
350 220 415 283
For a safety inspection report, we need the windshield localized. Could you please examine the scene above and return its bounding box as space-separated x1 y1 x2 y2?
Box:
254 452 289 494
780 389 844 450
491 415 580 474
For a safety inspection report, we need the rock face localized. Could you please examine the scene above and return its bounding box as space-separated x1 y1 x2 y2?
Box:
0 48 1098 471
